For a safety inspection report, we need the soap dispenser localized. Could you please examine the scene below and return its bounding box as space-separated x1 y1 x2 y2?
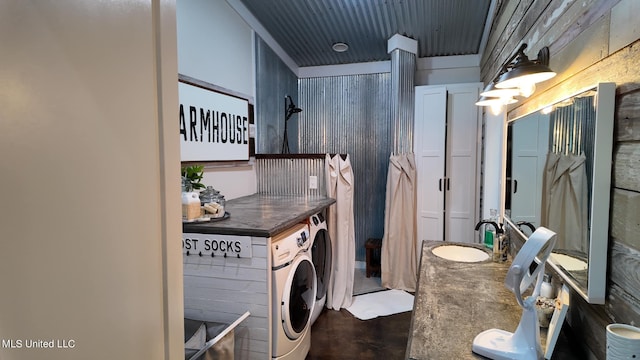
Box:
485 227 495 249
485 209 498 249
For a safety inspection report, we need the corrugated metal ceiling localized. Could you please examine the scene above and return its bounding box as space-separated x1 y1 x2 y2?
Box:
238 0 492 67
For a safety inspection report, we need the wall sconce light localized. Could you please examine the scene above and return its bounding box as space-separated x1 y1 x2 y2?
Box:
476 96 517 115
475 96 518 106
495 44 556 90
477 82 519 114
480 82 520 98
282 95 302 154
476 43 556 111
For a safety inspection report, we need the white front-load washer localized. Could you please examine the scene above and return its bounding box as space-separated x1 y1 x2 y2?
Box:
271 223 316 360
308 212 331 326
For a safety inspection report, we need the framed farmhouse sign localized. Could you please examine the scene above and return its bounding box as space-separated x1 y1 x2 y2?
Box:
179 75 250 161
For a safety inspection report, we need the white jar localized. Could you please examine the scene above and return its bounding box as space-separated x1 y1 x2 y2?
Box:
540 273 553 298
182 191 201 221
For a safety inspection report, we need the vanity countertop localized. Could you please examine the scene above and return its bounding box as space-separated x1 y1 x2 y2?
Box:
182 193 335 237
406 241 583 359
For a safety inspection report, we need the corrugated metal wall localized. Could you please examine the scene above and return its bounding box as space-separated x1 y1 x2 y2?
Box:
298 74 392 261
390 49 415 154
254 34 416 262
256 156 327 197
255 36 299 154
549 95 596 196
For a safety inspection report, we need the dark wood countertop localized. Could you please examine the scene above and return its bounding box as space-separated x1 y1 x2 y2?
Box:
182 194 335 237
406 241 583 360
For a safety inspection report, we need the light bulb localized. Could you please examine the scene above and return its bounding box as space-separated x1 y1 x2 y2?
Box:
519 83 536 98
490 103 503 115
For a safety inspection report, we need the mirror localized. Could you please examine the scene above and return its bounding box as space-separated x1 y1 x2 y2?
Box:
504 83 615 304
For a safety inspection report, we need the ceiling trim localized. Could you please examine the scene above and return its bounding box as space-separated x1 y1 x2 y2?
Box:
417 54 481 70
298 61 391 79
477 0 499 62
300 54 481 79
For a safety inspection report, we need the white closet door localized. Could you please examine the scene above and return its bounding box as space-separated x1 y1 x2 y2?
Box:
445 85 481 243
510 112 549 227
414 86 447 241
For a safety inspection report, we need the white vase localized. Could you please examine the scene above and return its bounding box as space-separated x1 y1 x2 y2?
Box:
607 324 640 360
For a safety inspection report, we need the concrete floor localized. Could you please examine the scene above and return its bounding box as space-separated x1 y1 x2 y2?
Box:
307 308 412 359
352 267 383 295
307 268 411 359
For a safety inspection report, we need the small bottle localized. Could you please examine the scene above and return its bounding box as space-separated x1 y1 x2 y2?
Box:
490 209 499 225
540 273 553 298
493 231 507 262
217 195 226 215
492 233 501 261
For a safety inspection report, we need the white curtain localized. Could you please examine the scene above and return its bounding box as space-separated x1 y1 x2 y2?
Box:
381 153 417 292
541 152 588 252
324 154 355 310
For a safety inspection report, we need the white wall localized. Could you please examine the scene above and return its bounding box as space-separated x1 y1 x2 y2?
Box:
177 0 257 199
0 1 183 359
482 109 507 220
415 55 481 85
200 163 257 200
177 0 254 98
297 54 481 85
415 66 480 85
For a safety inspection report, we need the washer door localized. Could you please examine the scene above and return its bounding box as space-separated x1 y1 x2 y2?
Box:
281 255 316 340
311 228 331 301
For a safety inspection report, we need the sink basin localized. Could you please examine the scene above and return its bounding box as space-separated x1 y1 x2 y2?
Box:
431 245 489 262
550 253 588 271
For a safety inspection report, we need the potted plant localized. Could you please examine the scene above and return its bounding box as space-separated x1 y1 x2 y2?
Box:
181 165 205 192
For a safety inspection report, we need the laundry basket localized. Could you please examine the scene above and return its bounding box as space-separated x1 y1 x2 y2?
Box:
184 311 250 360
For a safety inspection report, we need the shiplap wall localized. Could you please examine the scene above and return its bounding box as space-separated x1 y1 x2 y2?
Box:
484 0 640 358
183 234 271 360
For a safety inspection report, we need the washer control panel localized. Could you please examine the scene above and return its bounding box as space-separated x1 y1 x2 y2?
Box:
271 224 311 267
